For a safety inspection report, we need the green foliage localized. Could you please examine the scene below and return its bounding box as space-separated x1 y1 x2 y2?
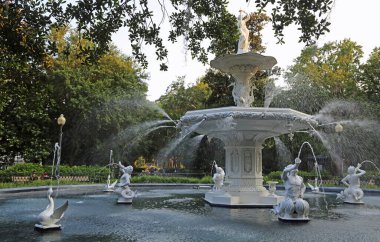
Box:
5 163 45 174
201 70 235 108
358 47 380 104
255 0 332 44
1 0 334 71
266 170 333 183
157 77 211 120
0 179 94 189
273 39 365 115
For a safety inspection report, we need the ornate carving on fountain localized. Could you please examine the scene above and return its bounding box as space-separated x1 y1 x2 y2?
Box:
229 64 259 73
243 150 253 173
230 148 240 174
210 52 277 107
225 178 265 192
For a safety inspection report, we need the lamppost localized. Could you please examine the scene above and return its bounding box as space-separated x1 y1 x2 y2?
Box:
335 123 344 176
56 114 66 178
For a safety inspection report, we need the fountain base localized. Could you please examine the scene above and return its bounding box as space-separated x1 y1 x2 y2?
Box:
117 197 133 204
344 200 364 205
278 217 310 223
204 190 283 208
103 188 114 192
34 223 62 231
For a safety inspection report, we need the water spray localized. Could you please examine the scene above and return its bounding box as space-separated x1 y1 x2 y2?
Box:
360 160 380 172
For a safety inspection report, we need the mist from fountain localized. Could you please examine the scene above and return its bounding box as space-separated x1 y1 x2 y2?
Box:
264 78 283 109
156 120 205 167
273 137 292 167
312 101 380 172
297 141 329 213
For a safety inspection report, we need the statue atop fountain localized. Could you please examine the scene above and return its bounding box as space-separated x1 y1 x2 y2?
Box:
212 162 225 191
209 10 277 107
115 162 137 204
272 158 310 222
237 9 250 54
337 163 366 204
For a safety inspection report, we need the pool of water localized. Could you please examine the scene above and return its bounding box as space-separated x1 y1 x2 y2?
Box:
0 187 379 242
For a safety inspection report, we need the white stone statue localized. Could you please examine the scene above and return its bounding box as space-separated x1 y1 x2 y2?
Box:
272 158 310 221
35 187 68 230
337 163 366 204
212 162 225 191
237 9 250 54
115 162 137 204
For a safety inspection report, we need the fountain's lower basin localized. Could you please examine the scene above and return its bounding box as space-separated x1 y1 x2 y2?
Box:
179 107 316 207
0 186 379 242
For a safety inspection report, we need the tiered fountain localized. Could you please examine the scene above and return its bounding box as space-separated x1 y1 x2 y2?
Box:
178 11 316 207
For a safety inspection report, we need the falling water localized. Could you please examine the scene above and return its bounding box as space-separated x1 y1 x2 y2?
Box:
307 122 342 171
126 125 176 150
297 141 329 211
181 134 206 165
156 119 205 165
360 160 380 172
264 79 283 108
273 137 292 167
144 101 177 124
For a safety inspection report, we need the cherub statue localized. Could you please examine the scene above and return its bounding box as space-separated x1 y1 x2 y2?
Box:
212 162 225 191
272 158 310 221
237 9 250 54
337 163 366 204
115 162 136 204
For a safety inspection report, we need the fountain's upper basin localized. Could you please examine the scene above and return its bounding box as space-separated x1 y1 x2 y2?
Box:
210 52 277 73
179 107 316 142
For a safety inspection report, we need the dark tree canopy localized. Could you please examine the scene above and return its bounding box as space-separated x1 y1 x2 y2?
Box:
1 0 334 71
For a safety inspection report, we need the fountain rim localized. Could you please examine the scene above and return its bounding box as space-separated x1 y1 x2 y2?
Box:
180 106 316 124
210 52 277 72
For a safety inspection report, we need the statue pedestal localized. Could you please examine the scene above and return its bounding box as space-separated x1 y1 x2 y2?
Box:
117 197 133 204
344 200 364 204
103 188 114 192
34 223 62 231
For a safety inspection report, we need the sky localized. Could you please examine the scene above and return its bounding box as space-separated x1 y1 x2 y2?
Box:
112 0 380 101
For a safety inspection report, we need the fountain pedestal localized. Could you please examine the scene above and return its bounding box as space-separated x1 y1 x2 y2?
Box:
206 143 281 207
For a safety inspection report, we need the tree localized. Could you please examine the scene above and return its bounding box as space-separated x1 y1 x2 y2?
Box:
273 39 364 114
358 47 380 103
48 34 151 164
156 77 211 120
1 0 334 70
0 65 53 163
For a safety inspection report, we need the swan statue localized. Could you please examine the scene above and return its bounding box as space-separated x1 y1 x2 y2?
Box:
35 187 69 230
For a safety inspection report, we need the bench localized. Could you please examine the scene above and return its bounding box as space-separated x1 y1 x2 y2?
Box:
60 176 90 182
11 176 31 182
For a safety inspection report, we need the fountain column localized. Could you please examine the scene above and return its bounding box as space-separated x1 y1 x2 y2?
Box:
224 145 264 191
204 130 283 207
